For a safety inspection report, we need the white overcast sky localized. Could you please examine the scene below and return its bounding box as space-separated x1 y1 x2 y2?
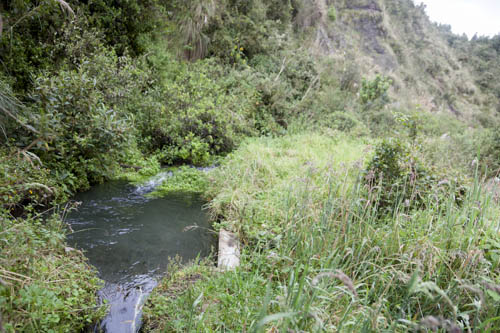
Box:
414 0 500 38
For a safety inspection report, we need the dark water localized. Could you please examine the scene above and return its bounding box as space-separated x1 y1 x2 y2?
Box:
66 175 213 332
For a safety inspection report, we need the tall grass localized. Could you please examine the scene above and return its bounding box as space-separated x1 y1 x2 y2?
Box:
142 134 500 332
251 167 499 331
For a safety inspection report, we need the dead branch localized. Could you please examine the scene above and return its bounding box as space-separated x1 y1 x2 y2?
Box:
274 57 288 82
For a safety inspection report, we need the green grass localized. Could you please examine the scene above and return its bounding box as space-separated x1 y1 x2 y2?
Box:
205 133 370 241
143 133 500 332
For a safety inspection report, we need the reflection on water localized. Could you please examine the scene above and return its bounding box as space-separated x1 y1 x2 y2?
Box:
66 180 213 333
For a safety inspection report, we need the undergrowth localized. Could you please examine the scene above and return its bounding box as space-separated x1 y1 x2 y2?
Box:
143 134 500 332
0 209 105 332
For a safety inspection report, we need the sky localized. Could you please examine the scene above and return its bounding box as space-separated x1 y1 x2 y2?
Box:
415 0 500 38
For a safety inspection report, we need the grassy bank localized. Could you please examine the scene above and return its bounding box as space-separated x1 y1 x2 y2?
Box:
143 133 500 332
0 210 105 332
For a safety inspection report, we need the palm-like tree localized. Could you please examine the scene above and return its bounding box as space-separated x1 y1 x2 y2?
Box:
179 0 217 61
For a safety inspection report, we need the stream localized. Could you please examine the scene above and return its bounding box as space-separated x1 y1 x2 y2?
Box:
66 173 213 332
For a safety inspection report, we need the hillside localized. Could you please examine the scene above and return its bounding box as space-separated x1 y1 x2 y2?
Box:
301 0 494 119
1 0 499 331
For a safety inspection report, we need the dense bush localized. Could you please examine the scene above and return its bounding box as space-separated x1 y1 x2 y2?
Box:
25 49 143 188
137 44 318 165
0 0 72 91
360 74 392 109
364 139 464 214
0 0 166 92
0 148 62 212
479 126 500 176
137 55 254 166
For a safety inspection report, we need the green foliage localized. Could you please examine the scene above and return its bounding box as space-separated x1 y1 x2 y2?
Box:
364 138 467 214
206 134 366 241
0 78 27 140
479 126 500 176
447 34 500 111
0 0 166 92
0 0 73 91
171 0 217 60
360 74 392 108
23 48 140 188
0 210 105 332
150 167 209 197
364 139 432 212
204 0 296 63
84 0 167 56
140 55 251 166
0 148 63 211
116 153 162 184
2 1 500 330
328 6 337 22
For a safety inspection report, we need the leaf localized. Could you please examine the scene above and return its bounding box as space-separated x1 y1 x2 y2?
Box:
192 292 203 309
487 290 500 302
254 312 298 330
477 316 500 333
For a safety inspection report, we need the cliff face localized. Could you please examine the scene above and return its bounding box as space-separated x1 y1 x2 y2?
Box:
305 0 491 119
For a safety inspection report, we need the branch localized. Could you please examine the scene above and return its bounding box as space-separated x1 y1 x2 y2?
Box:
300 75 320 102
0 107 40 134
274 57 288 82
53 0 75 16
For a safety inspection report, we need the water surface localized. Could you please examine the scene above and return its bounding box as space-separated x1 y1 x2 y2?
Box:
66 177 213 332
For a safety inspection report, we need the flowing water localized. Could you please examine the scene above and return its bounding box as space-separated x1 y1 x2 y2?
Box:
66 173 213 332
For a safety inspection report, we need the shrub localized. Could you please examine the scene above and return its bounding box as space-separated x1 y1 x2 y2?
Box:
0 148 63 212
0 0 167 92
479 126 500 176
141 57 251 166
328 6 337 22
0 0 73 91
360 74 392 109
21 48 143 190
364 139 462 214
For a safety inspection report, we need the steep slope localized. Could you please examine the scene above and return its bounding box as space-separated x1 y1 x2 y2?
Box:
303 0 490 120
